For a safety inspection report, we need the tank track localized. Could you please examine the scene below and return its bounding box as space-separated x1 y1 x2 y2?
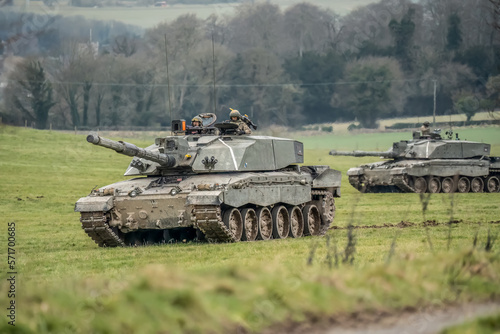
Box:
80 212 125 247
80 190 337 245
393 174 416 193
193 205 235 242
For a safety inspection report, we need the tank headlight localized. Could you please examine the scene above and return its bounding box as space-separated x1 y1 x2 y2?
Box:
170 186 181 195
128 187 143 197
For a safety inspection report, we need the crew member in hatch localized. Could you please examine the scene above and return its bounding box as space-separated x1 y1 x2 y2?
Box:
229 109 252 135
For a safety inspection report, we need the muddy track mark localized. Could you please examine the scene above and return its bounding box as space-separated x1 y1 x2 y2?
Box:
330 220 500 230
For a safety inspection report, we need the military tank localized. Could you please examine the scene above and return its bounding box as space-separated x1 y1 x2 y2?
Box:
330 130 500 194
75 117 341 247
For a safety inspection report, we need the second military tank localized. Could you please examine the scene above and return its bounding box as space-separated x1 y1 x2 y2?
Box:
75 116 341 246
330 130 500 194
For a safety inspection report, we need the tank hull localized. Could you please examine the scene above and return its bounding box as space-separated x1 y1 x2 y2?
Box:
347 158 500 193
75 166 341 246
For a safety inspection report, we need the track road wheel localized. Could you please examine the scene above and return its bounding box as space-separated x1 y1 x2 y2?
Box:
486 176 500 193
240 208 258 241
457 177 470 193
471 177 484 193
428 177 441 193
288 206 304 238
303 204 320 236
256 207 273 240
223 208 243 241
414 177 427 193
272 205 290 239
441 177 455 193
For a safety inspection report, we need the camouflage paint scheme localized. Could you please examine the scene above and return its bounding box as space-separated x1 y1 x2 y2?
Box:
330 131 500 194
75 129 341 246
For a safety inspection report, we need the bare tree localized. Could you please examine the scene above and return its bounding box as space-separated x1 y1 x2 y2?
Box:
487 0 500 48
92 56 111 127
225 47 286 125
51 41 88 127
126 58 160 126
204 14 230 46
226 2 285 55
339 0 419 56
4 58 55 129
184 40 235 119
146 14 206 116
284 3 339 57
421 0 496 50
112 35 138 57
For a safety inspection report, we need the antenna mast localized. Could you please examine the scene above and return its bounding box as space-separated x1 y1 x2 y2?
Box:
433 79 437 128
164 34 173 134
212 32 217 114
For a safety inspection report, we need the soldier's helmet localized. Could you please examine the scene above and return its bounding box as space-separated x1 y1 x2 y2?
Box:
423 121 430 126
191 116 202 125
229 110 242 120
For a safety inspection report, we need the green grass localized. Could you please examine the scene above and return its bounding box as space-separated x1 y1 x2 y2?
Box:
441 313 500 334
0 125 499 333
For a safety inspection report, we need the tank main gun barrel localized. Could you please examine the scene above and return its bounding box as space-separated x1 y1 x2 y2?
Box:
87 134 176 167
329 150 397 158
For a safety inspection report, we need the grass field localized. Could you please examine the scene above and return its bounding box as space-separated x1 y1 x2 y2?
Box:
443 313 500 334
0 125 499 333
10 0 379 28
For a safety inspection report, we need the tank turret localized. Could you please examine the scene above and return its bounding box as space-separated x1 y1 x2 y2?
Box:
75 120 342 247
329 133 500 194
331 138 491 161
86 127 305 176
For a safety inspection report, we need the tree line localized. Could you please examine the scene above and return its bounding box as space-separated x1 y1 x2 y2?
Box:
0 0 499 130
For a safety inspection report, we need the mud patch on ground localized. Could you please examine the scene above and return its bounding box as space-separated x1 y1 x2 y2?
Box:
422 220 439 227
329 219 499 230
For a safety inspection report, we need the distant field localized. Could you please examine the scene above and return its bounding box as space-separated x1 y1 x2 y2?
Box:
10 0 378 28
302 111 500 135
